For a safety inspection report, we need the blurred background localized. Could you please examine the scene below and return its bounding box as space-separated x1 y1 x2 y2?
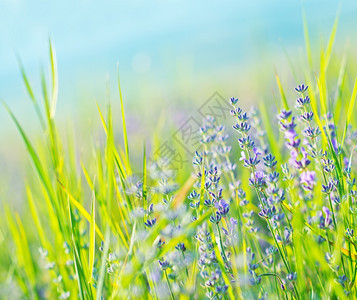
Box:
1 0 357 204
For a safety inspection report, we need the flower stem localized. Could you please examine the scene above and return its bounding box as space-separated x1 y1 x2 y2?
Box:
164 270 175 300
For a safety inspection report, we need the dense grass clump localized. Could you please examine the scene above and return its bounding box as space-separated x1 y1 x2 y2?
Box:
2 25 357 299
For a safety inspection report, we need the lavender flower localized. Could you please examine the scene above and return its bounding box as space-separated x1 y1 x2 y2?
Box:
318 207 333 229
300 171 316 191
158 259 170 270
258 206 277 219
230 97 239 105
144 218 157 228
286 272 297 281
249 171 266 188
215 199 230 216
175 242 186 252
296 95 310 107
263 153 277 168
209 212 222 224
301 111 314 122
278 109 292 120
321 180 337 194
295 84 308 93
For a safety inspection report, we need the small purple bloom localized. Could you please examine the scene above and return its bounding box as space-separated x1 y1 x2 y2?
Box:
258 206 276 219
318 206 333 229
286 272 297 281
295 84 308 93
300 171 316 191
253 147 262 157
278 109 292 120
321 180 337 194
215 199 230 216
158 259 170 270
209 212 222 224
230 217 238 226
175 242 186 252
144 218 157 228
249 171 266 188
284 129 297 141
230 97 239 105
296 95 310 107
280 117 297 131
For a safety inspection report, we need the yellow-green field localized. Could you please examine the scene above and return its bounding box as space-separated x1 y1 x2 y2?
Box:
1 7 357 300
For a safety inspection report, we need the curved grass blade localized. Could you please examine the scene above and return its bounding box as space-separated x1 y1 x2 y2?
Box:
16 55 46 129
58 179 104 241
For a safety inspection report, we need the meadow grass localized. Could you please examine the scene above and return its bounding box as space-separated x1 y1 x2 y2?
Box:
1 19 357 300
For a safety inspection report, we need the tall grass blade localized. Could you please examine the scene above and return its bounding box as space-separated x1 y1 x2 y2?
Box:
16 55 46 129
96 228 110 300
88 185 96 284
117 64 130 164
58 179 104 241
49 39 58 119
302 11 313 70
275 74 289 110
341 77 357 148
323 11 339 72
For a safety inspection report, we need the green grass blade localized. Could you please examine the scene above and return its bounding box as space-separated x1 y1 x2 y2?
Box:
16 55 46 129
96 102 108 135
3 103 56 200
323 11 339 72
49 39 58 119
88 185 96 284
96 228 110 300
81 162 94 191
302 11 313 70
117 65 130 163
26 184 51 252
341 77 357 148
58 179 104 241
6 207 41 299
68 201 87 300
275 74 289 110
143 142 147 211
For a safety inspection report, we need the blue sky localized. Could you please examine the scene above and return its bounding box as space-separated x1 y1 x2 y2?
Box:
0 0 356 109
